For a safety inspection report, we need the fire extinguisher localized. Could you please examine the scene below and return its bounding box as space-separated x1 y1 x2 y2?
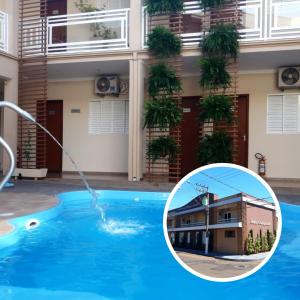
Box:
255 153 266 176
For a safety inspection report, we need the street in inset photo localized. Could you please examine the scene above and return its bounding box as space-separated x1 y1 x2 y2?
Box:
164 164 282 281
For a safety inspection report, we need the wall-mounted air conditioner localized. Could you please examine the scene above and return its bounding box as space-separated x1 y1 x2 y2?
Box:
95 75 120 96
278 67 300 89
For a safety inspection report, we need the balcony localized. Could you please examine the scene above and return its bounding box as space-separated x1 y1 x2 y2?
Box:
143 0 300 47
0 11 8 52
217 217 241 224
47 8 130 55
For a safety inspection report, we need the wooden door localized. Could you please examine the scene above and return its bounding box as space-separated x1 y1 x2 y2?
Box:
237 95 249 167
46 101 63 173
46 0 67 44
181 97 200 176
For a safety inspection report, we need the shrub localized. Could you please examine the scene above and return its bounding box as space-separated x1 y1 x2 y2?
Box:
254 235 261 254
246 231 255 255
201 23 240 59
197 131 233 165
145 0 184 15
148 63 182 97
147 136 178 162
199 57 231 90
148 26 182 58
200 94 233 123
144 97 182 129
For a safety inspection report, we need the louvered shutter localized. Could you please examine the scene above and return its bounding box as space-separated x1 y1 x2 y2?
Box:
89 101 101 135
283 95 298 133
267 95 283 133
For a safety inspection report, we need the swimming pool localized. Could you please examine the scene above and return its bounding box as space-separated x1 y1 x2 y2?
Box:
0 191 299 300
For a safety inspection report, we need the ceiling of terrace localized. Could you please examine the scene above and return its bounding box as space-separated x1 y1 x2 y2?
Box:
183 49 300 76
48 60 129 80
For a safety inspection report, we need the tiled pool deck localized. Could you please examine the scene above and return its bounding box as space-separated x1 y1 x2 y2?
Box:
0 177 299 237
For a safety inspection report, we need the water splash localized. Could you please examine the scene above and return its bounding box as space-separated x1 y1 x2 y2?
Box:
35 122 106 223
99 219 146 235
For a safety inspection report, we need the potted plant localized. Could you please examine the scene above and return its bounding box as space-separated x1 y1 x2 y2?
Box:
200 94 233 123
199 57 231 90
201 23 240 59
144 97 182 129
75 0 117 40
145 0 184 15
147 26 182 58
13 130 48 180
147 136 178 162
197 131 233 165
148 63 182 97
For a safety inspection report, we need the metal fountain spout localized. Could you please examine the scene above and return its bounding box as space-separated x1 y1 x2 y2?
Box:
0 101 36 191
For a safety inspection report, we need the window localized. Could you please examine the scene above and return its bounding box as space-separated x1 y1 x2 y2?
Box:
0 11 7 52
89 100 129 134
225 230 235 238
267 94 300 133
224 212 232 222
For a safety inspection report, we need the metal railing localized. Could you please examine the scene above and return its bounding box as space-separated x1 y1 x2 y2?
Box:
47 8 130 55
180 221 206 227
217 217 241 224
0 11 8 52
143 0 300 47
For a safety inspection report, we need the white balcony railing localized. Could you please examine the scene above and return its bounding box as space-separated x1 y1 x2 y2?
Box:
143 0 300 47
47 8 130 55
0 11 8 52
217 217 241 224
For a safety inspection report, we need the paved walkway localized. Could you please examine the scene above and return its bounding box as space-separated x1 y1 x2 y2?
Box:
176 250 261 278
175 248 268 261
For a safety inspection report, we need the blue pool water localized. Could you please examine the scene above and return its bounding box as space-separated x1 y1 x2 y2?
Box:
0 191 299 300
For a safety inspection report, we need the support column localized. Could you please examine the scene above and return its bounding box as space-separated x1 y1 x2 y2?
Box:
128 53 145 181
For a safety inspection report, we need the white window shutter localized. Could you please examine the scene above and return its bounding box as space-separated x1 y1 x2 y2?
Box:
89 101 101 135
283 95 298 133
89 100 129 134
113 101 126 133
100 101 113 132
267 95 283 133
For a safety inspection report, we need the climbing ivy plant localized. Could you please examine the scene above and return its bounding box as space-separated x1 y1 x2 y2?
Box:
145 0 184 15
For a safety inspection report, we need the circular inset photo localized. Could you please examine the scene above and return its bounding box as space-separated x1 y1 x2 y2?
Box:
163 163 282 282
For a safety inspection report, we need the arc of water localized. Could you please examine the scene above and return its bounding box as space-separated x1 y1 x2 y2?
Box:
0 101 105 222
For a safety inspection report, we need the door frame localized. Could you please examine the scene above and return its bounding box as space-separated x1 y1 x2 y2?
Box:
46 99 63 173
238 94 249 168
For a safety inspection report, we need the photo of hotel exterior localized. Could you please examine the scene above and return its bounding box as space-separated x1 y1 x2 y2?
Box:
0 0 300 184
167 192 278 255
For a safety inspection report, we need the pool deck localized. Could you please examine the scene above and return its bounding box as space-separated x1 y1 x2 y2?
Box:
0 177 299 237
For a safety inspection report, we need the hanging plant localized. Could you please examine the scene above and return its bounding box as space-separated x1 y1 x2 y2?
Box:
200 94 233 123
200 0 227 9
144 97 182 129
145 0 184 15
197 131 232 165
201 23 240 59
147 26 182 58
199 57 231 90
148 63 182 97
147 136 178 162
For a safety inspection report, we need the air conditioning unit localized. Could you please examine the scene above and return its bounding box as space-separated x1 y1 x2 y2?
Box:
278 67 300 89
95 75 120 96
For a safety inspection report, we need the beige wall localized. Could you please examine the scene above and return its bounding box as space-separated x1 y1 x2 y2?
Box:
181 72 300 179
48 80 129 173
0 56 18 172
